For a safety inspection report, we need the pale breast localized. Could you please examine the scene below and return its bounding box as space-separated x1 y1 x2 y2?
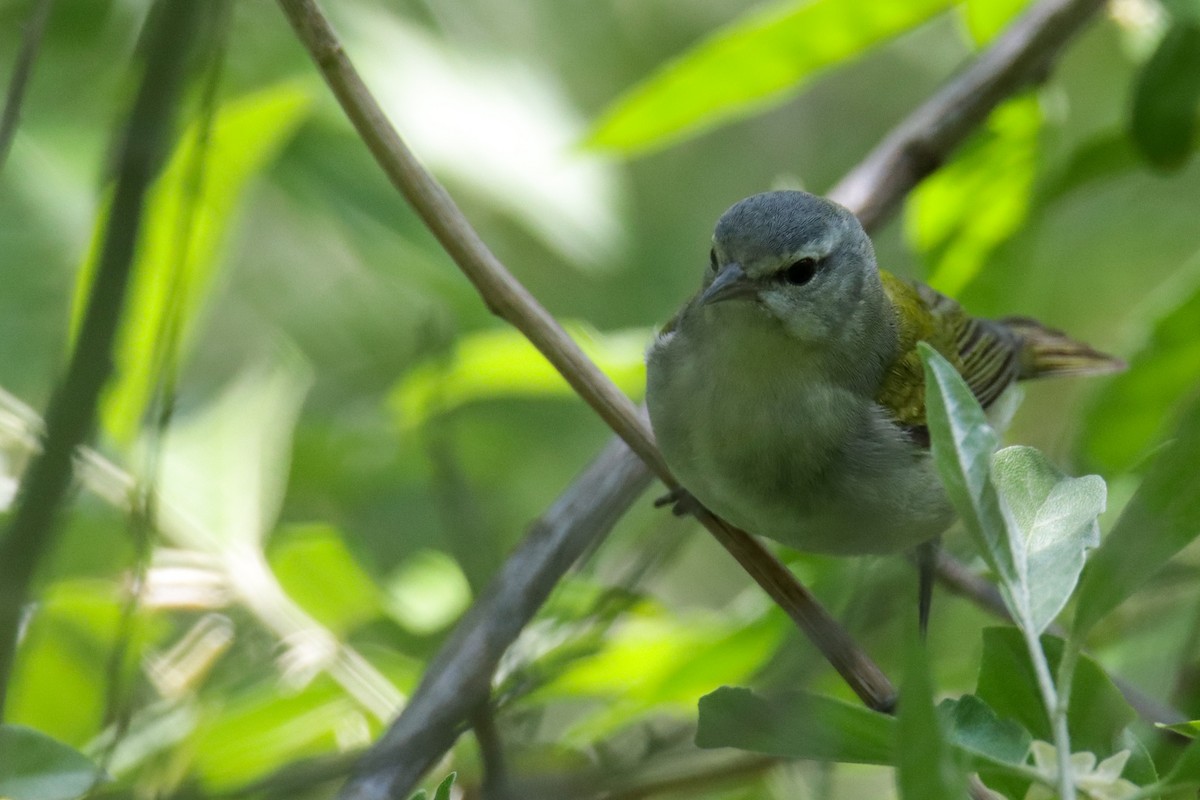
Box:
646 312 954 555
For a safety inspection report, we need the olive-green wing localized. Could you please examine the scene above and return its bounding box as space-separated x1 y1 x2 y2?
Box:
876 272 1023 431
876 272 1123 436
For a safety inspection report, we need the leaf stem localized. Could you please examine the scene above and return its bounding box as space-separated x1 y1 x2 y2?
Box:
1022 624 1075 800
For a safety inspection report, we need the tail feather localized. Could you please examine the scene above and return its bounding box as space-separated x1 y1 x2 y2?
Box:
1004 316 1127 379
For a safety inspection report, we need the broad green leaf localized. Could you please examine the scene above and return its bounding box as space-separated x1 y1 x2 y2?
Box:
1163 734 1200 789
897 639 966 800
1074 392 1200 635
990 446 1104 634
71 84 310 444
1080 269 1200 474
908 95 1041 297
391 323 649 428
697 686 1035 784
269 524 385 635
587 0 957 154
938 694 1031 768
975 628 1135 758
963 0 1033 45
919 345 1024 611
1130 20 1200 171
696 686 894 764
0 725 98 800
156 355 312 552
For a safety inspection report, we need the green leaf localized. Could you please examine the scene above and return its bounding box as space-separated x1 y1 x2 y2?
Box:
919 345 1023 609
0 725 98 800
963 0 1032 45
990 446 1104 634
896 639 966 800
938 694 1032 768
908 95 1041 297
1130 20 1200 171
696 686 894 764
1073 392 1200 635
975 628 1135 757
587 0 957 154
432 772 456 800
156 355 312 552
269 523 385 635
1160 720 1200 740
391 323 649 428
384 549 472 635
1163 734 1200 789
71 84 310 444
1080 270 1200 474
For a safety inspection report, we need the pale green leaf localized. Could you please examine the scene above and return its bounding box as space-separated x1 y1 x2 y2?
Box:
269 523 385 635
71 84 310 444
1073 392 1200 635
0 725 98 800
384 550 472 635
919 344 1024 604
431 772 456 800
156 354 312 551
587 0 957 154
908 95 1041 296
391 323 649 428
990 446 1104 634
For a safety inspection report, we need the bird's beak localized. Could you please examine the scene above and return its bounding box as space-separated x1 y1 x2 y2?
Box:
700 263 756 305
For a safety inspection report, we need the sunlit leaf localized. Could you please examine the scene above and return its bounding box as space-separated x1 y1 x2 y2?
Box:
990 446 1104 634
587 0 957 154
269 524 385 635
155 354 311 552
391 323 649 428
0 725 98 800
71 84 310 444
963 0 1032 45
908 95 1041 296
1074 392 1200 636
1080 268 1200 474
1130 20 1200 171
384 549 472 635
897 639 966 800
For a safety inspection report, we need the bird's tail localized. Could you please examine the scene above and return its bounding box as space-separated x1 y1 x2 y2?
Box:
1005 316 1127 379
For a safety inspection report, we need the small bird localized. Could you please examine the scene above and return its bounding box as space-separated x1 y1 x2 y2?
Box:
646 191 1122 624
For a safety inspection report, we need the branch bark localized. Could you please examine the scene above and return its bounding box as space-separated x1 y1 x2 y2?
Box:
0 0 202 716
273 0 1110 796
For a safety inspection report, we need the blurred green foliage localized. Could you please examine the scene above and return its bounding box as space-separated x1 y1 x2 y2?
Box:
1 0 1200 798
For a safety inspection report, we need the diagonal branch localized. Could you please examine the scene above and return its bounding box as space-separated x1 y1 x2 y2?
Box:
0 0 204 716
0 0 54 173
276 0 1110 797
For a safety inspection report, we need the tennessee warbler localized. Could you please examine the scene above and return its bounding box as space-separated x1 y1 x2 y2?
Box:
646 190 1122 560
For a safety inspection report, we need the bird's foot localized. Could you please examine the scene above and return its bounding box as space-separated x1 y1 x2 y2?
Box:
654 486 701 517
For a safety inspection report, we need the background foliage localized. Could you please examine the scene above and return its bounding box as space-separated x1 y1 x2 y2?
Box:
2 0 1200 798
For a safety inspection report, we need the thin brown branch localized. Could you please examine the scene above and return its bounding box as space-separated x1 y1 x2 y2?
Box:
0 0 54 172
0 0 203 716
829 0 1107 226
272 0 1111 797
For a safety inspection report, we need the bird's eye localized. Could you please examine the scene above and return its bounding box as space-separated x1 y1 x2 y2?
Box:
780 257 818 286
709 248 718 271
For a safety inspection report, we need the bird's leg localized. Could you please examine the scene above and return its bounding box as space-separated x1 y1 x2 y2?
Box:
916 537 940 639
653 485 701 517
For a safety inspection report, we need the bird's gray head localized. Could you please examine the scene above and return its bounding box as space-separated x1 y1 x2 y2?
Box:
699 190 880 343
